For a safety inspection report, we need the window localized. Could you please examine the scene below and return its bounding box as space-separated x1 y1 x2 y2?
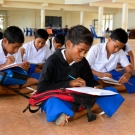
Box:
102 14 113 32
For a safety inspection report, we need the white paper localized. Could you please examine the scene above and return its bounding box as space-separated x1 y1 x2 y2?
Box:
98 77 121 85
98 77 119 83
66 87 118 96
0 62 24 71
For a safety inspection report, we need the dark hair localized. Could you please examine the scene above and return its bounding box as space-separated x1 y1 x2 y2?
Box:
0 32 3 39
3 26 24 44
65 25 93 46
110 28 128 44
54 34 65 45
35 29 49 40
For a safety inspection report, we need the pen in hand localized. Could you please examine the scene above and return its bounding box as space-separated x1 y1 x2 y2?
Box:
68 75 75 80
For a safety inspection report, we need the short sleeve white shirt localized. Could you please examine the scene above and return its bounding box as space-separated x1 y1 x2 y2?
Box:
46 37 55 54
86 42 130 72
124 43 131 54
22 40 51 64
0 39 22 65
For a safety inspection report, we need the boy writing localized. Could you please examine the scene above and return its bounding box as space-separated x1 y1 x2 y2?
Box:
37 25 124 126
0 26 38 94
86 28 135 93
21 29 51 73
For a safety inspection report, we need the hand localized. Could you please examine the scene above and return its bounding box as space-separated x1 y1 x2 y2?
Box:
94 85 102 89
36 63 43 69
5 56 15 66
21 61 30 70
69 77 86 87
101 72 112 78
119 73 131 83
20 48 25 57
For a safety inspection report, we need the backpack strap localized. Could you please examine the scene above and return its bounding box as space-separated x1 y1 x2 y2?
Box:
86 105 96 122
5 86 30 99
49 38 52 49
23 102 43 113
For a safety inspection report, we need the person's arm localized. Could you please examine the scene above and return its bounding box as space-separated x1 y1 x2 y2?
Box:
0 56 15 69
37 59 70 93
128 51 134 69
91 69 112 78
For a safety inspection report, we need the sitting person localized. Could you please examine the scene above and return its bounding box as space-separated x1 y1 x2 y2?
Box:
117 43 134 69
0 26 38 94
21 29 51 73
37 25 124 126
86 28 135 93
46 34 65 54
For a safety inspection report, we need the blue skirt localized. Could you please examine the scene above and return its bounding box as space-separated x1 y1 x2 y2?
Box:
41 87 124 122
94 70 135 93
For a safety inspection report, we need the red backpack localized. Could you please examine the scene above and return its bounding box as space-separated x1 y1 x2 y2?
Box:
23 88 97 122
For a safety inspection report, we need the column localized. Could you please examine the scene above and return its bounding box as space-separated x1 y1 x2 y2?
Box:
80 11 84 25
98 6 103 36
122 3 128 31
41 9 45 28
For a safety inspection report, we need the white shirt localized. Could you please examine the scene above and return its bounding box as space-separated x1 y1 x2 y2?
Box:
61 49 75 66
46 37 55 54
0 39 22 65
22 40 51 64
86 42 130 72
124 43 131 55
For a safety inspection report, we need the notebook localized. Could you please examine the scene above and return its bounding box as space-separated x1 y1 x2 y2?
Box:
98 77 121 85
66 87 118 96
0 62 24 71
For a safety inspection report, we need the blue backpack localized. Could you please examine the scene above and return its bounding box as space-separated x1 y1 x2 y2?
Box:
0 67 28 85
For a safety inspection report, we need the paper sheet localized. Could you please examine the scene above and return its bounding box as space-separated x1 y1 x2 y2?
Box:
66 87 118 96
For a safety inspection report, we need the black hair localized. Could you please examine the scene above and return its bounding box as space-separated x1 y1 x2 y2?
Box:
35 29 49 40
65 25 93 46
0 32 3 39
54 34 65 45
3 26 24 44
110 28 128 44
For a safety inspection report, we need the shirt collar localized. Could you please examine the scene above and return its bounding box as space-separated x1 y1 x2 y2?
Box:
61 49 75 66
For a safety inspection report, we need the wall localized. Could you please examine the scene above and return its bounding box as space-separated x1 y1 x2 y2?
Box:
6 10 98 29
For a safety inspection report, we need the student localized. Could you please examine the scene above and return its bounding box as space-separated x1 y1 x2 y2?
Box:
46 34 65 54
21 29 51 73
0 26 38 94
86 28 135 93
37 25 124 126
118 43 134 69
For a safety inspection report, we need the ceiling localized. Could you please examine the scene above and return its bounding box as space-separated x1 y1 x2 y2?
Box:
0 0 135 11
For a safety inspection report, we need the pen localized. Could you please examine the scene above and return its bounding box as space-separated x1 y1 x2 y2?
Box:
68 75 75 80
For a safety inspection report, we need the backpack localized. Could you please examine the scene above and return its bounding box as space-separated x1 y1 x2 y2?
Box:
49 38 52 49
0 67 28 85
23 88 97 122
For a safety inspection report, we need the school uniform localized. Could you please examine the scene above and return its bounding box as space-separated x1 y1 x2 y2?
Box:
38 49 124 122
22 40 51 79
0 39 39 80
86 42 135 93
46 37 55 54
22 40 51 64
0 39 22 65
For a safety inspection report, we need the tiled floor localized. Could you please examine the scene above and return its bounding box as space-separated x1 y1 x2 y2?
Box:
0 92 135 135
